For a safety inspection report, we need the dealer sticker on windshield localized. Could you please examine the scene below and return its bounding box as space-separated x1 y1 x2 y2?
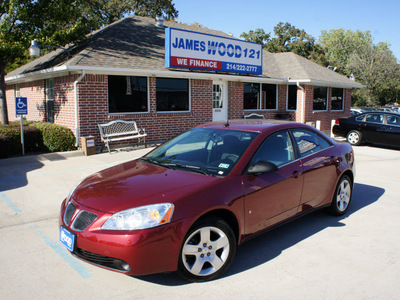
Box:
60 226 75 252
218 163 230 169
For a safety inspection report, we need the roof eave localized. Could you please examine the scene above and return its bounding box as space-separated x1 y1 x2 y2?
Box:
6 65 288 84
288 78 365 89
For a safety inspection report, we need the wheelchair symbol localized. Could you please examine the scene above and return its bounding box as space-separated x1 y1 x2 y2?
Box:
17 98 27 109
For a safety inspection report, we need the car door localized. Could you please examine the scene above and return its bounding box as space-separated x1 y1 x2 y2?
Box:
384 114 400 146
242 130 303 235
361 113 387 144
290 129 338 211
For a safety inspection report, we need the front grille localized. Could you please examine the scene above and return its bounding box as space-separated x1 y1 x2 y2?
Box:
72 211 97 231
64 202 76 226
75 248 131 272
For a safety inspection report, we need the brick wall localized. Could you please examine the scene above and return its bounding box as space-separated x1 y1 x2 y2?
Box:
301 85 352 132
77 76 214 147
5 74 353 148
6 80 46 122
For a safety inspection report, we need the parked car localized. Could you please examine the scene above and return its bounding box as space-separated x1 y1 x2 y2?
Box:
333 112 400 146
60 120 355 282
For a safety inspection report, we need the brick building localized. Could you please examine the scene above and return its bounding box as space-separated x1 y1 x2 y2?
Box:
5 15 363 147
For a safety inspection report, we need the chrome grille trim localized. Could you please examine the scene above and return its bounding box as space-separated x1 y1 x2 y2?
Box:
64 202 76 226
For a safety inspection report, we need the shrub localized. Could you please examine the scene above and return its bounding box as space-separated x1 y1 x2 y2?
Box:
0 125 21 156
0 135 12 158
31 122 76 152
0 122 75 158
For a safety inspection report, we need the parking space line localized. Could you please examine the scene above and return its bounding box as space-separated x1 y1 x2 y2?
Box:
27 223 93 279
0 191 22 213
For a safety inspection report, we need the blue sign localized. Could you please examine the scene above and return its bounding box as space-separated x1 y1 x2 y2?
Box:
15 97 28 115
165 28 263 75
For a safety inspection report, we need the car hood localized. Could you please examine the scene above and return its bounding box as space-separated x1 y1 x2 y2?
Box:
72 160 220 213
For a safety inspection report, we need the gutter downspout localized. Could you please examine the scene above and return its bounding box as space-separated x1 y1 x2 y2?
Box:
74 70 85 147
296 81 305 124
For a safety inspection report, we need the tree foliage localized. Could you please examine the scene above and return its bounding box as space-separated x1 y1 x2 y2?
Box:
241 22 317 59
0 0 178 124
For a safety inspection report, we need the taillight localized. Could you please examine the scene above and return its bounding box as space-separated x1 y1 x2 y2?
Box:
335 118 340 125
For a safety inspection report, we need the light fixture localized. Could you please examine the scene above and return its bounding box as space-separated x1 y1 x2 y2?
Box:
29 39 71 58
29 40 41 57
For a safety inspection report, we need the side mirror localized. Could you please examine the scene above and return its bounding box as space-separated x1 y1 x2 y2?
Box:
246 160 278 175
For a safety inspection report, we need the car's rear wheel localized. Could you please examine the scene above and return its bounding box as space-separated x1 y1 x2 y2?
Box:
177 217 236 282
329 175 352 216
346 130 362 146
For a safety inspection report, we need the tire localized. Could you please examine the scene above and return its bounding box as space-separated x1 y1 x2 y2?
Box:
328 175 352 216
177 217 236 282
346 130 362 146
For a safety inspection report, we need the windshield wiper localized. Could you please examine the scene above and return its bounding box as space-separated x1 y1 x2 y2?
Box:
140 159 210 176
160 163 209 176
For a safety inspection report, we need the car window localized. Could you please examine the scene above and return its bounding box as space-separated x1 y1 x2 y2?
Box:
365 113 384 124
355 115 365 121
291 129 328 157
251 131 294 167
386 114 400 125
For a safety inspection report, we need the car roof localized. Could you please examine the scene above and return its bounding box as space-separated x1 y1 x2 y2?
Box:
196 119 309 133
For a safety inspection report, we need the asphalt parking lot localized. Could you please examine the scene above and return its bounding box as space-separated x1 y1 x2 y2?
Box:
1 144 399 300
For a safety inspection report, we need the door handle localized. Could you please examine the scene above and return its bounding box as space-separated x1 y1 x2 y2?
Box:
291 171 301 178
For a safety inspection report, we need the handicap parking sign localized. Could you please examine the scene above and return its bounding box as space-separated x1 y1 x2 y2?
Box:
15 97 28 115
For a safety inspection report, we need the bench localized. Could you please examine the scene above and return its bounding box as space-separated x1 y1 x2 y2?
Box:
98 120 147 153
243 113 265 119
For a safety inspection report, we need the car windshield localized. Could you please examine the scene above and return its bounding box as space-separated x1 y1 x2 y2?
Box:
143 128 259 176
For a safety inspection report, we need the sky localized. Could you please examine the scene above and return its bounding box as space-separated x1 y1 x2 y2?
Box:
172 0 400 60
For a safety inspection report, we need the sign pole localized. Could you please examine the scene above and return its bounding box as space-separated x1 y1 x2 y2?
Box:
15 97 28 156
20 115 25 156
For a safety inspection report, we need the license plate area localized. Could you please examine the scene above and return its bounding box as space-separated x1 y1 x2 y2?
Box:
60 226 76 252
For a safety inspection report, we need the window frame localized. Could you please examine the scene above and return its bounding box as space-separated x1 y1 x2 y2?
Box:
290 128 333 159
243 82 278 111
46 79 54 123
313 86 328 112
287 85 298 111
331 87 344 111
156 77 191 113
108 75 150 115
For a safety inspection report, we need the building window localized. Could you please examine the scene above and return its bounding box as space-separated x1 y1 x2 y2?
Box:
313 86 327 111
244 83 277 110
108 75 148 113
46 79 54 123
244 83 260 110
331 88 344 111
156 78 189 112
261 84 277 110
287 85 297 110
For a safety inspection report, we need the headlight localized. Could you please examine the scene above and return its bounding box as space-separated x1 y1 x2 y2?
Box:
102 203 174 230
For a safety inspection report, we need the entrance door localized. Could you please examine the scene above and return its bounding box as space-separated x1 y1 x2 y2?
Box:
213 82 228 122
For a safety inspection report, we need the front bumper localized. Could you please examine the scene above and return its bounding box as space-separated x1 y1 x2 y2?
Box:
59 199 186 276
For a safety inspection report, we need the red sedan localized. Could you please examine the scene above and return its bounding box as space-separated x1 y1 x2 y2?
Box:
59 120 355 282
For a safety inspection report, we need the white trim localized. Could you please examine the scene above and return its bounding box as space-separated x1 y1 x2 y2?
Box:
286 84 297 111
155 77 191 113
312 86 328 112
288 78 364 89
330 87 345 112
6 65 287 85
107 75 150 115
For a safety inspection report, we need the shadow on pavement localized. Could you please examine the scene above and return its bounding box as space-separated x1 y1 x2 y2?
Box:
0 153 69 191
135 182 384 286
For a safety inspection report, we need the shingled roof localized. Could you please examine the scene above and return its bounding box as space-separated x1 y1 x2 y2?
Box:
6 15 363 88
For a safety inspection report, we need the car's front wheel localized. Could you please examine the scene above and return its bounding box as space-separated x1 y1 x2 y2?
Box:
328 175 352 216
177 217 236 282
346 130 362 146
